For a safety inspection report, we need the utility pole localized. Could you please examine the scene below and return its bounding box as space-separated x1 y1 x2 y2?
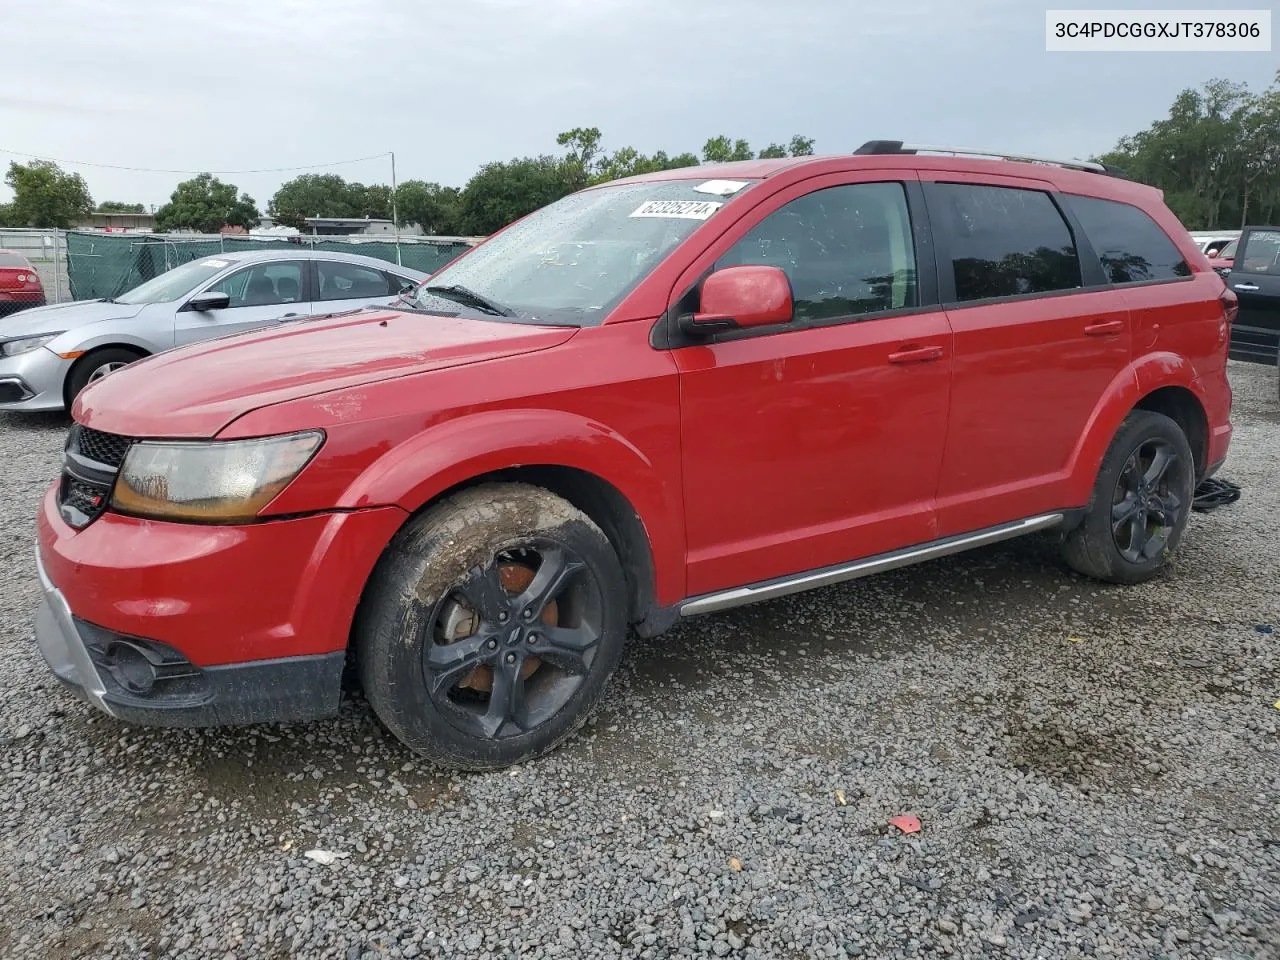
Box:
390 151 402 266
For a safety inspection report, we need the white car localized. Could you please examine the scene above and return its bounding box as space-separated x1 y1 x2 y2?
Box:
0 249 427 412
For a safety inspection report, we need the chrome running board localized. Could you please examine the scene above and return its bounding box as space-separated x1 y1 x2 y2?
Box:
679 513 1065 617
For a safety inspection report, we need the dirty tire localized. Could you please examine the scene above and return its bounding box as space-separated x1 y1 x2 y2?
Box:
355 483 628 770
65 346 144 407
1062 410 1195 585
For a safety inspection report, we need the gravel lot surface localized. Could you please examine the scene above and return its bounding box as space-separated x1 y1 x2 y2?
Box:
1 362 1277 960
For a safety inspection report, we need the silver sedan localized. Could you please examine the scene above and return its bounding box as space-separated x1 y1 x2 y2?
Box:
0 249 427 412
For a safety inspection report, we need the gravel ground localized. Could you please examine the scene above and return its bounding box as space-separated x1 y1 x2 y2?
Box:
0 362 1277 960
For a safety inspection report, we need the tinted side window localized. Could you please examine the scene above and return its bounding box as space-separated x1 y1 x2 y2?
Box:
716 182 917 322
317 261 394 301
930 183 1081 302
1238 229 1280 276
1064 194 1190 283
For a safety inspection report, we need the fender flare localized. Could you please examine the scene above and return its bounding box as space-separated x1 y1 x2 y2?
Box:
1063 352 1205 504
338 407 685 604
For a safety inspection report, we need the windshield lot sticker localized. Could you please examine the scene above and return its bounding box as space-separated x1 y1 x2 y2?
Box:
629 199 723 220
694 179 749 196
200 259 230 267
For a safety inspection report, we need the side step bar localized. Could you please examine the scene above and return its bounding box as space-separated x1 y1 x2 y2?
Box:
679 513 1065 617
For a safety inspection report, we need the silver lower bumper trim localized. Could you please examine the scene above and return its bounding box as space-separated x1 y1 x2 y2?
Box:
34 544 115 716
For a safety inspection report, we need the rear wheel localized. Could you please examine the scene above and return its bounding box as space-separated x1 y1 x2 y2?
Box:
65 347 144 407
355 483 628 769
1062 410 1194 584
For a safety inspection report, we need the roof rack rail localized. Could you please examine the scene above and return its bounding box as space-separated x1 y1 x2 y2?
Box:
853 140 1109 175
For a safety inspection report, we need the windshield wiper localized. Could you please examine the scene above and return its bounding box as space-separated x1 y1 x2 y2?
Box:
422 284 515 317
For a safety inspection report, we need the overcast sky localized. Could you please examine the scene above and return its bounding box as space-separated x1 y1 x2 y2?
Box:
1 0 1274 210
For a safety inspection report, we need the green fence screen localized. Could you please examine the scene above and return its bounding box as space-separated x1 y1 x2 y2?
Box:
65 233 474 301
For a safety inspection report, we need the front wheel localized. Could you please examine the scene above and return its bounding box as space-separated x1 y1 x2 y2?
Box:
64 347 144 407
355 483 628 769
1062 410 1195 585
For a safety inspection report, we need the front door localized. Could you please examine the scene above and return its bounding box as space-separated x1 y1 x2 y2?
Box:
673 175 953 597
1226 226 1280 365
175 259 312 346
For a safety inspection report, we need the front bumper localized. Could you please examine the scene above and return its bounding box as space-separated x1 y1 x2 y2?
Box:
0 346 73 411
35 544 346 726
35 488 408 726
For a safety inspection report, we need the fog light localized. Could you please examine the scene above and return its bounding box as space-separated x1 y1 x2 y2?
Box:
102 640 159 695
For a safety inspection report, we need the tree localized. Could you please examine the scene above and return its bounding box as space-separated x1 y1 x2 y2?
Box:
703 136 754 162
556 127 604 188
591 147 700 184
268 174 358 229
788 135 816 157
268 174 395 229
353 182 393 221
395 180 462 234
97 201 146 214
2 160 93 228
759 135 816 159
1096 71 1280 229
154 174 259 233
458 156 580 235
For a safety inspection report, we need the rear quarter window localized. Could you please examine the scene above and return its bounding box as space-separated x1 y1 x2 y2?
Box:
1063 195 1190 284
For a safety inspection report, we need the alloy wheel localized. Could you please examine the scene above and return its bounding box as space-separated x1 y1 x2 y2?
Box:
421 541 604 741
1110 438 1186 564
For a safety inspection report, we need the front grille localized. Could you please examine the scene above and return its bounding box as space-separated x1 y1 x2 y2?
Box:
59 424 135 528
68 424 132 468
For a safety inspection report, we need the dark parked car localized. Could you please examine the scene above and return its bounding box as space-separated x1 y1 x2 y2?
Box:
1224 227 1280 371
0 250 46 317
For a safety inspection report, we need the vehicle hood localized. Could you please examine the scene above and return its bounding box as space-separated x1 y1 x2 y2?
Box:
0 299 147 338
75 307 578 437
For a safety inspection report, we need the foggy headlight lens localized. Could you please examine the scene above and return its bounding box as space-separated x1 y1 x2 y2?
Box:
111 431 323 522
2 334 59 357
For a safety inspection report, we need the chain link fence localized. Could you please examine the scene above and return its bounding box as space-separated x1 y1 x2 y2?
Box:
0 229 477 306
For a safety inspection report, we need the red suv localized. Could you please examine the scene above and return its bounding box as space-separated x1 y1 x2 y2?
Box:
35 143 1233 769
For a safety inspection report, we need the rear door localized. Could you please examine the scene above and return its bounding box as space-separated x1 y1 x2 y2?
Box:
922 175 1132 535
1225 227 1280 364
174 259 313 346
314 259 405 313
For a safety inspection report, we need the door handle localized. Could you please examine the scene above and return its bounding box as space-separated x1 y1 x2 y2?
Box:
1233 283 1259 292
887 344 944 365
272 312 302 322
1084 319 1124 337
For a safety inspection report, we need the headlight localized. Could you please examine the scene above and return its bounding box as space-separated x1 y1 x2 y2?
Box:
111 431 324 522
2 334 60 357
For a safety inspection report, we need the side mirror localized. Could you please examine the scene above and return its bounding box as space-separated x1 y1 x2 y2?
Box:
681 265 792 336
186 291 231 312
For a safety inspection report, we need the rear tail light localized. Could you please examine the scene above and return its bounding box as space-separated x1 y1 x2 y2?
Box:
1219 289 1239 326
16 274 26 283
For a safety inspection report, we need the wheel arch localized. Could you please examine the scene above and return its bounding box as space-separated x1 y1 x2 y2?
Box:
1067 353 1212 504
1132 385 1209 479
64 342 151 407
337 409 685 636
399 464 672 637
